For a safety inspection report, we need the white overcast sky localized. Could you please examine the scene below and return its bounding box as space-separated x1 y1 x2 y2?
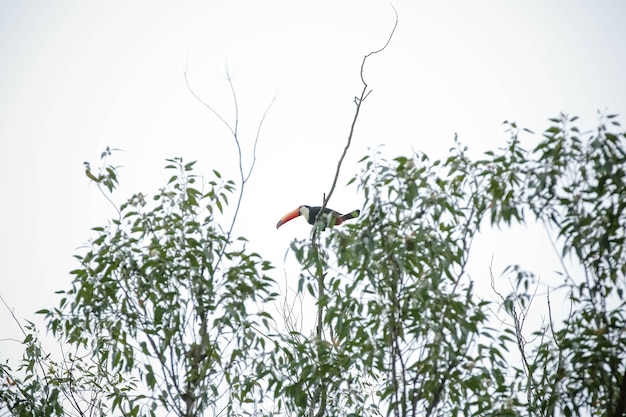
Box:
1 1 626 361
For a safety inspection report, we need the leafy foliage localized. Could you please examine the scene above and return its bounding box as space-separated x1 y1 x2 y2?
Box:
44 157 276 416
276 142 512 416
0 321 66 417
2 114 625 417
482 114 626 416
268 114 626 417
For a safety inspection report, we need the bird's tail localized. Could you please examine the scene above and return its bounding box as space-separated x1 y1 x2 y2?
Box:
338 209 360 224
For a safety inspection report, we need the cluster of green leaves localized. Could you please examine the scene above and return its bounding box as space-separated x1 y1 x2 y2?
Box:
42 158 276 416
279 142 515 416
2 114 625 417
272 114 626 417
479 114 626 417
0 321 66 417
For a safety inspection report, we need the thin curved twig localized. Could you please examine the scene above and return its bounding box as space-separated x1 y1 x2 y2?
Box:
312 0 399 302
184 60 236 138
316 4 398 225
184 63 277 273
246 91 279 183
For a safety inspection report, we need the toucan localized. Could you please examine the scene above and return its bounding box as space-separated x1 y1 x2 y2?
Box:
276 205 360 229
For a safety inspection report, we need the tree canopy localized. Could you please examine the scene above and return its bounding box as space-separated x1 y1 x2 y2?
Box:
1 19 625 415
2 110 625 417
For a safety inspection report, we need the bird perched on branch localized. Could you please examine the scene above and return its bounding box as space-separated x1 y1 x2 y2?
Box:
276 205 360 230
83 162 100 182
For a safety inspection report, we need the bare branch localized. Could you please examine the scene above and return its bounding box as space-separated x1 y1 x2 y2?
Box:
184 63 277 270
360 4 399 86
184 61 236 138
489 260 542 412
318 5 399 218
246 91 279 183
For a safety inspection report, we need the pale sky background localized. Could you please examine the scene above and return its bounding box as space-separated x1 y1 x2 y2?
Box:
1 0 626 371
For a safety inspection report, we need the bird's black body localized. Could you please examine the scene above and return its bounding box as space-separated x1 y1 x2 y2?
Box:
302 206 337 225
275 205 360 229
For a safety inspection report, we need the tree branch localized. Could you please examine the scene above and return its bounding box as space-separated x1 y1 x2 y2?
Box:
308 6 398 417
184 63 277 268
316 5 398 221
610 366 626 417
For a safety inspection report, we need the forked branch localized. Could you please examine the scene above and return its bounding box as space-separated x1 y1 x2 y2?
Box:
317 5 398 221
312 3 398 329
309 7 398 417
184 63 277 268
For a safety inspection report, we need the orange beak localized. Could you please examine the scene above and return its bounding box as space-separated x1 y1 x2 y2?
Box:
276 207 302 229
